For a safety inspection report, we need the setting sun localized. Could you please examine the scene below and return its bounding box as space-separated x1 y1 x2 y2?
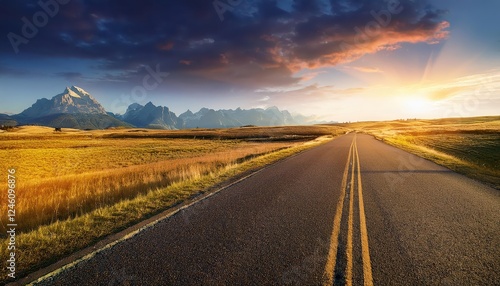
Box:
403 97 434 115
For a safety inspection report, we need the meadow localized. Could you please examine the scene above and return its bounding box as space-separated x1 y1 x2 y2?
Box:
338 116 500 189
1 117 498 282
0 125 343 281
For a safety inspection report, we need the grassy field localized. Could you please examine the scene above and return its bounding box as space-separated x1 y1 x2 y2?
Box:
336 116 500 189
0 125 344 282
1 117 497 282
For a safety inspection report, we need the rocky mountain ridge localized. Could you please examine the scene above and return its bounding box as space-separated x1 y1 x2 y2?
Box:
6 86 314 129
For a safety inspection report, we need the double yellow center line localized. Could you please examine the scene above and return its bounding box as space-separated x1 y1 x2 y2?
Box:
323 134 373 286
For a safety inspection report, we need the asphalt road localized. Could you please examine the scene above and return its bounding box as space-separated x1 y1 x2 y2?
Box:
32 133 499 285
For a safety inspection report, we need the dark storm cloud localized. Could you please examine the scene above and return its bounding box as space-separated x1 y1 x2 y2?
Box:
1 0 449 88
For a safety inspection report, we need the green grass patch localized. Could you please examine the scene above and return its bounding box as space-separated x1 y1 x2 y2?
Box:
383 133 500 189
342 116 500 189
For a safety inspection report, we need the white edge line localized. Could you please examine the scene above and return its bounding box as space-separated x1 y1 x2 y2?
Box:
25 137 335 285
26 166 268 285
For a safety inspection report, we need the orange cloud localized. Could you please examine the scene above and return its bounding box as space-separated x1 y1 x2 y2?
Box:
269 21 450 72
349 66 383 73
430 86 467 100
179 60 192 66
158 41 174 51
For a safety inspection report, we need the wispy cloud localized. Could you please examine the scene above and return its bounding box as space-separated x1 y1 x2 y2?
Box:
429 87 468 100
425 70 500 100
347 66 384 73
0 65 30 76
254 84 366 100
299 71 325 82
257 95 270 102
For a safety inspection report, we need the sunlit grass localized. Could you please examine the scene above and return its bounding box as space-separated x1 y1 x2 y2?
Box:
340 116 500 189
0 137 241 181
0 126 344 282
0 138 292 234
383 133 500 189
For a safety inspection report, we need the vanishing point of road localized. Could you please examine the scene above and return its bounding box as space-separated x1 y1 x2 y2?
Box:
31 133 499 285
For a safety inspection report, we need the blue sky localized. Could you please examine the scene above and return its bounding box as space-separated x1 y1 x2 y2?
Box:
1 0 499 121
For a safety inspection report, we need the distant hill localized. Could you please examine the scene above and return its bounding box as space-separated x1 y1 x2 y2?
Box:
121 102 179 129
177 106 297 129
29 113 132 130
0 114 17 127
120 102 304 129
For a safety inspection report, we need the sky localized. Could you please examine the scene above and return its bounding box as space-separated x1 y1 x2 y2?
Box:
1 0 499 122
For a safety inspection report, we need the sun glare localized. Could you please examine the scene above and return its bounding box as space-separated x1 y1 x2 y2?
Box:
403 97 433 115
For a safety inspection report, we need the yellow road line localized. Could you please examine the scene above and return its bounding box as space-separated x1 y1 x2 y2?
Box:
355 137 374 286
323 134 374 286
322 137 354 286
346 136 356 286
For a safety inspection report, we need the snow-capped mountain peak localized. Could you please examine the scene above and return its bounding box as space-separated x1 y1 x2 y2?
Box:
19 86 107 118
64 86 95 98
65 88 81 98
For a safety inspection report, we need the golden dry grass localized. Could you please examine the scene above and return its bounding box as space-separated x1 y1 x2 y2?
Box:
338 116 500 135
0 136 297 234
0 125 345 282
337 116 500 189
0 137 242 181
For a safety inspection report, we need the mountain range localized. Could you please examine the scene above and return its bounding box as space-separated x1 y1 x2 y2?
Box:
0 86 314 130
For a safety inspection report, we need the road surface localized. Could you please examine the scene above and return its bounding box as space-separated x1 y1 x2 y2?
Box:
31 133 499 285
